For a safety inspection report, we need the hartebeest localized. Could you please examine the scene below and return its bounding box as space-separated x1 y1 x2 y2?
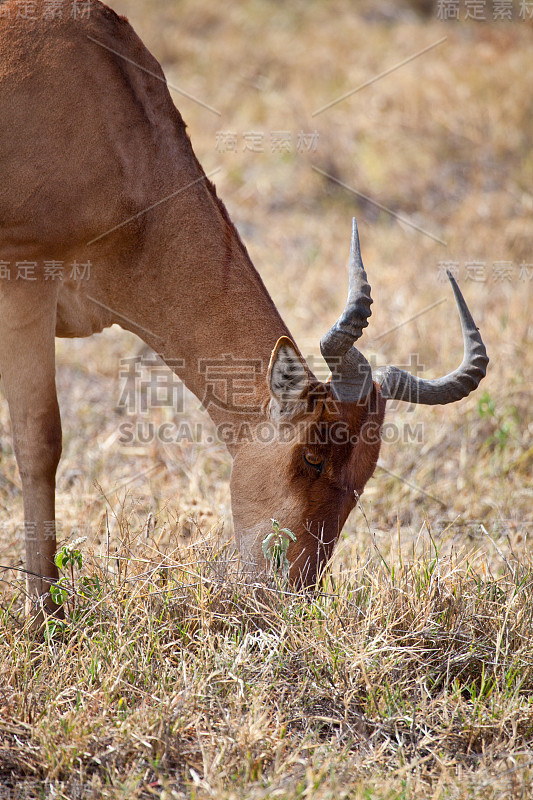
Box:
0 1 488 615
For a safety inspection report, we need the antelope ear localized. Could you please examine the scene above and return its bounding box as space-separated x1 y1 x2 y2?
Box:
267 336 311 422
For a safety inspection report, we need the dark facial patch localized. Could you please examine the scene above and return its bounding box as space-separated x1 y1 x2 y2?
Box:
287 383 386 587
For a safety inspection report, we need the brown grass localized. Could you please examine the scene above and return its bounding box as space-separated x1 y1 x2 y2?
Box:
3 532 533 798
0 0 532 797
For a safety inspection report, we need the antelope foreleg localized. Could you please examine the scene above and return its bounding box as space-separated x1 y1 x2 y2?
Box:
0 284 62 623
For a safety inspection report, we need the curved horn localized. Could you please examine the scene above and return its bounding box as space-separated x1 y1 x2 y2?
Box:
373 271 488 405
320 218 374 402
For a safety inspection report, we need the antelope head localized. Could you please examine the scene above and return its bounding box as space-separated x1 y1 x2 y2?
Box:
230 220 488 585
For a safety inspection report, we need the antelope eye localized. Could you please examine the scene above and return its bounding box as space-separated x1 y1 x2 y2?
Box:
303 449 324 473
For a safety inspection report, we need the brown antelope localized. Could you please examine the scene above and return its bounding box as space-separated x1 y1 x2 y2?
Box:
0 1 488 616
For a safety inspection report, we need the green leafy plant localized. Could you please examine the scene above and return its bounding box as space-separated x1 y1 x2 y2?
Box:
262 519 296 581
50 536 87 610
49 577 70 607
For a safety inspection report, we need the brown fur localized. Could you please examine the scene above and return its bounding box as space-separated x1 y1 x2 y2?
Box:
0 1 387 615
287 387 385 585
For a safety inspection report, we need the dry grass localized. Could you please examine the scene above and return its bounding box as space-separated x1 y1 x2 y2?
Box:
3 531 533 798
0 0 532 796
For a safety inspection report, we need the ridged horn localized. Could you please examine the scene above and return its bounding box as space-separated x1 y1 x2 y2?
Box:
373 271 488 404
320 218 374 402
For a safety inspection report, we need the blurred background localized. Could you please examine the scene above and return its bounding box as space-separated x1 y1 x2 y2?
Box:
1 0 531 574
